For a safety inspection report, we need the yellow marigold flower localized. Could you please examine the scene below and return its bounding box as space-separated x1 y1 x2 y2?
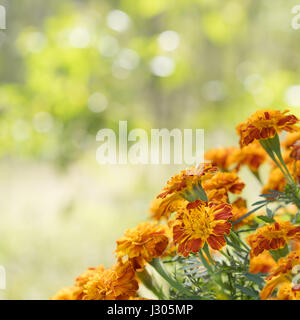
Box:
51 265 104 300
237 109 299 147
249 251 276 274
274 281 300 300
149 194 186 221
228 141 267 172
173 200 233 257
260 251 300 300
203 172 245 202
115 222 169 270
76 266 105 287
157 163 217 199
83 260 138 300
51 286 82 300
231 197 253 230
247 220 300 257
205 147 237 171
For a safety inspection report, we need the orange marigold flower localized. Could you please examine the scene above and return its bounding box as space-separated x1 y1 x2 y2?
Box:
76 266 105 287
203 172 245 202
115 222 169 270
157 163 217 199
205 147 237 171
260 251 300 300
247 220 300 257
51 265 105 300
82 260 138 300
231 197 253 230
237 109 299 147
228 141 267 172
149 194 186 221
249 251 276 274
273 281 300 300
173 200 233 257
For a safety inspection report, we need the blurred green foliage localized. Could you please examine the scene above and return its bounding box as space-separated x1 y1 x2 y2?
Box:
1 0 300 299
1 0 300 166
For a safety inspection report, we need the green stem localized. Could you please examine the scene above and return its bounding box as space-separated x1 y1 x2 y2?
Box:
137 269 166 300
230 231 250 251
149 258 195 298
261 139 291 182
198 248 213 273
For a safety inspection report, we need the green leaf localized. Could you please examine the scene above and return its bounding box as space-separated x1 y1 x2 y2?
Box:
266 207 274 219
257 215 275 223
234 284 259 299
245 272 265 287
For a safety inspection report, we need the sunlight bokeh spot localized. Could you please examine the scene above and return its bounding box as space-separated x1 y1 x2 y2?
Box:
69 27 90 48
150 56 175 77
88 92 108 113
116 49 140 70
106 10 131 32
158 30 180 51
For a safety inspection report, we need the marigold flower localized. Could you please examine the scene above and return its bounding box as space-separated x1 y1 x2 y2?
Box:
173 200 233 257
157 163 217 199
83 260 138 300
260 251 300 300
249 251 276 274
203 172 245 202
228 141 267 172
237 109 299 147
115 222 169 270
51 265 105 300
205 147 237 171
247 220 300 257
231 197 253 230
273 281 300 300
149 194 186 221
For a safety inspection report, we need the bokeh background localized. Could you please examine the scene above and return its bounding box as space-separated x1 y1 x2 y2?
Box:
1 0 300 299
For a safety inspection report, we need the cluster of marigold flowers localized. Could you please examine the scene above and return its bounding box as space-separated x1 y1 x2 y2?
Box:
52 109 300 300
